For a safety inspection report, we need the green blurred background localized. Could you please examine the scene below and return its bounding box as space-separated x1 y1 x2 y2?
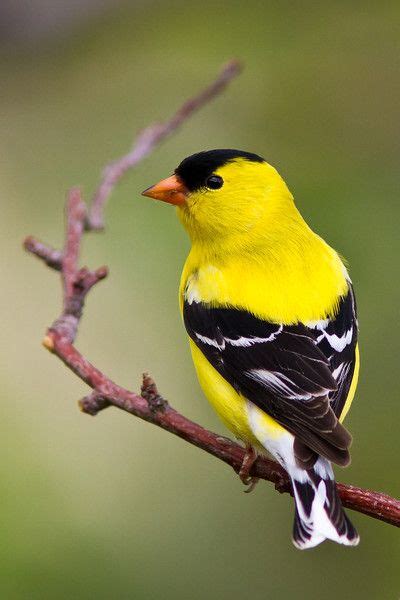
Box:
1 2 399 598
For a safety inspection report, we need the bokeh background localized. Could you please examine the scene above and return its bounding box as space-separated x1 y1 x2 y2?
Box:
1 2 399 598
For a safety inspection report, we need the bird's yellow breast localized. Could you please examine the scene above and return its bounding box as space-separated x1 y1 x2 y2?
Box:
180 238 348 325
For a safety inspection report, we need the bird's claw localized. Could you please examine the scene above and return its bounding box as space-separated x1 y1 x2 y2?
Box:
242 476 260 493
239 445 259 493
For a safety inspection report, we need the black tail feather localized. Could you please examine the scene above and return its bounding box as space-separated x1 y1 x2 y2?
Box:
291 461 359 549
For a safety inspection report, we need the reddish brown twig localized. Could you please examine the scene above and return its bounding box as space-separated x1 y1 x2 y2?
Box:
87 59 243 230
24 236 62 270
23 61 400 530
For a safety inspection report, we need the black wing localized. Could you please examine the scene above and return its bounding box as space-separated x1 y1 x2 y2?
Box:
184 286 357 467
310 285 358 418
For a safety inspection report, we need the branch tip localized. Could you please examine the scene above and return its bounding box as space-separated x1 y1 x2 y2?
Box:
42 335 55 353
221 58 243 76
79 392 110 415
95 265 108 279
23 235 34 251
23 235 63 270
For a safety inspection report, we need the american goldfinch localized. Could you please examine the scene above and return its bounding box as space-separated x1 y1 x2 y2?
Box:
142 149 359 549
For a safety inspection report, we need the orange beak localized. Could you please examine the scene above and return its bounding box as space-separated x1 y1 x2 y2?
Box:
141 174 188 206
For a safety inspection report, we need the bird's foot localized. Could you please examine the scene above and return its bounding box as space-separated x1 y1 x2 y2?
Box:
239 445 259 493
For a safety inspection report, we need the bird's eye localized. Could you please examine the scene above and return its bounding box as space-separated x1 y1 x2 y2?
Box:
206 175 223 190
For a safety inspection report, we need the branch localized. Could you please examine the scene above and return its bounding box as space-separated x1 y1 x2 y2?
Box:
23 61 400 529
87 59 243 230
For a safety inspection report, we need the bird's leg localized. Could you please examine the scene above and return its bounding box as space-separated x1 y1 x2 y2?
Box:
239 445 259 493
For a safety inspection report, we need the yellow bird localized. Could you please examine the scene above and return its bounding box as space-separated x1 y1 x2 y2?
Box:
143 149 360 549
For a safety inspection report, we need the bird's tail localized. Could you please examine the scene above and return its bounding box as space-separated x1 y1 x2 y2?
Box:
289 458 359 549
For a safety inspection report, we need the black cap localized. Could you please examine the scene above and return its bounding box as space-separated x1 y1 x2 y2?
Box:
175 149 265 191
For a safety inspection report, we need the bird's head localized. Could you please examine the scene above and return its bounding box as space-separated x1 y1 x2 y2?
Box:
142 149 296 248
